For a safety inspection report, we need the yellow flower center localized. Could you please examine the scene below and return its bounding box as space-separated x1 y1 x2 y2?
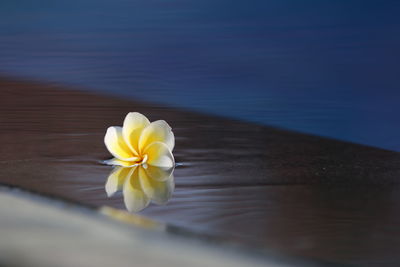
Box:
135 154 148 165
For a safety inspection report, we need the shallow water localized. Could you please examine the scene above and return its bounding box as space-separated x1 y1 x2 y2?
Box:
0 0 400 151
1 79 400 265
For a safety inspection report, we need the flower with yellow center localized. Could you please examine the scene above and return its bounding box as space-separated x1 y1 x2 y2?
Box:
104 112 175 168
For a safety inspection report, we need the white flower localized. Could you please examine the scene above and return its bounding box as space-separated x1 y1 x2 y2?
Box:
104 112 175 168
105 165 175 212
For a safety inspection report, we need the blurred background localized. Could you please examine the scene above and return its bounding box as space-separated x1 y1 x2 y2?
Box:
1 0 399 151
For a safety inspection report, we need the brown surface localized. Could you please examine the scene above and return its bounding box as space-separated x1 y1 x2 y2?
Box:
1 76 400 265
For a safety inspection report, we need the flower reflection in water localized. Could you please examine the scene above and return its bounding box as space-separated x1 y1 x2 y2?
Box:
105 164 175 212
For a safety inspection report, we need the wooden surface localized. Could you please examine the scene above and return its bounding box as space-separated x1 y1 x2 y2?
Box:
1 76 400 265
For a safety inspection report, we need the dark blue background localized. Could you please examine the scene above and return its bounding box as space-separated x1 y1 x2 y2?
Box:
1 0 399 151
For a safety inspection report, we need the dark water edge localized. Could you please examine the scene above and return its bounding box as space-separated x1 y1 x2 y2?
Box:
1 77 400 265
1 0 400 151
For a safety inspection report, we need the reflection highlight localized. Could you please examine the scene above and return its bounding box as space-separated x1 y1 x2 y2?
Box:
105 164 174 212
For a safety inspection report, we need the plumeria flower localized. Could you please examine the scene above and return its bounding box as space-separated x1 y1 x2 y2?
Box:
104 112 175 168
106 165 175 212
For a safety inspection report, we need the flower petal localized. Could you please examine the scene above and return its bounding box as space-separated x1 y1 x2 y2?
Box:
138 120 174 153
103 158 141 167
104 126 137 161
144 165 174 182
123 167 150 212
105 166 132 197
143 141 175 168
122 112 150 155
138 166 174 205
